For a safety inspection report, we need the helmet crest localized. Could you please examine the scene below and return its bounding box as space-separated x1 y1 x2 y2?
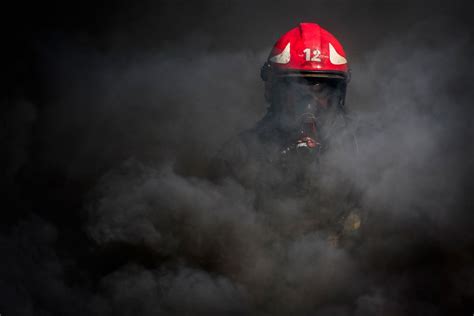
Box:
262 23 349 81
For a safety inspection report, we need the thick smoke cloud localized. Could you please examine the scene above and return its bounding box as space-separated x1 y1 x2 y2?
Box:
1 1 473 315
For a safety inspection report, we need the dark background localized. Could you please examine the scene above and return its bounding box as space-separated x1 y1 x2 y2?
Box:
1 1 473 315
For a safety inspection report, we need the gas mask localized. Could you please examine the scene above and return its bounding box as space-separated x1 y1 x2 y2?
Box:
273 77 344 160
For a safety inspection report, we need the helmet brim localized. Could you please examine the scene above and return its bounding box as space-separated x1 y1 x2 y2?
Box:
274 70 348 81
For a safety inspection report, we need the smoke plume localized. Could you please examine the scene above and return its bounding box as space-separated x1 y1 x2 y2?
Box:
1 1 473 315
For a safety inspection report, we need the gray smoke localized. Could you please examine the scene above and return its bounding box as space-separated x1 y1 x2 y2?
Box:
1 1 473 315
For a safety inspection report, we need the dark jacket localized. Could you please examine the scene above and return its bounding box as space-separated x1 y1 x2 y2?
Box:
209 111 367 246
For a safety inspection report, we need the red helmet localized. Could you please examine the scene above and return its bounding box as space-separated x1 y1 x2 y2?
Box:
261 23 349 81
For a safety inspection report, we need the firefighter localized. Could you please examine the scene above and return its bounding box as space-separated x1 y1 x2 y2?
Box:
211 23 362 246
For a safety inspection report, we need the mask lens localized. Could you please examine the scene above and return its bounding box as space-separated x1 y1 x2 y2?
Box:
274 77 342 132
285 78 338 119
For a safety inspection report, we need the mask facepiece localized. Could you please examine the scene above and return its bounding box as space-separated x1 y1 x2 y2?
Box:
274 77 343 158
